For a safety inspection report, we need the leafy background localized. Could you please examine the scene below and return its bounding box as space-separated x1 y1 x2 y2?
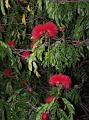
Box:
0 0 89 120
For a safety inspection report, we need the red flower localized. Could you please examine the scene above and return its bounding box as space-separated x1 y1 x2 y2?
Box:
44 22 58 38
48 74 72 90
3 69 13 77
41 112 49 120
31 22 58 40
7 41 15 47
21 51 30 60
45 96 55 104
31 24 44 40
26 86 33 93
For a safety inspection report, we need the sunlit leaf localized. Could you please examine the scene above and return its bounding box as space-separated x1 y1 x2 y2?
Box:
1 0 6 15
5 0 11 9
27 5 31 12
35 71 41 78
22 14 26 26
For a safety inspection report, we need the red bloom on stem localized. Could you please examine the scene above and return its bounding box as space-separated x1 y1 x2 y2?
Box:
31 22 58 40
21 51 30 60
26 86 33 93
45 96 55 104
7 41 15 47
48 74 72 90
3 69 13 77
31 24 44 40
44 22 58 38
41 112 49 120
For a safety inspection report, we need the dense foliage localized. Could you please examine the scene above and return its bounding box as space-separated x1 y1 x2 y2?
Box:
0 0 89 120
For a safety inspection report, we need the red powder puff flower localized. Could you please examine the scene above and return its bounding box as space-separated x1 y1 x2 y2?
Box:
31 24 45 40
44 22 58 38
45 96 55 104
3 69 13 77
26 86 33 93
48 74 72 90
7 41 15 47
41 112 49 120
31 22 58 40
21 51 30 60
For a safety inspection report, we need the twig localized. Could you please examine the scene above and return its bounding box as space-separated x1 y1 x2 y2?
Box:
14 48 32 52
26 102 37 110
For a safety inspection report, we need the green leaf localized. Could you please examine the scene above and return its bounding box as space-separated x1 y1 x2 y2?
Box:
5 0 11 9
28 53 36 71
62 98 75 119
22 14 26 26
59 109 69 120
1 0 6 15
6 81 13 95
36 44 45 61
64 87 80 104
36 100 55 120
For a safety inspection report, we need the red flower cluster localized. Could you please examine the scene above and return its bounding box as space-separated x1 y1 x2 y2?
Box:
3 68 13 77
7 41 15 47
45 96 55 104
21 51 30 60
31 24 44 40
41 112 49 120
44 22 58 38
49 74 72 90
31 22 58 40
